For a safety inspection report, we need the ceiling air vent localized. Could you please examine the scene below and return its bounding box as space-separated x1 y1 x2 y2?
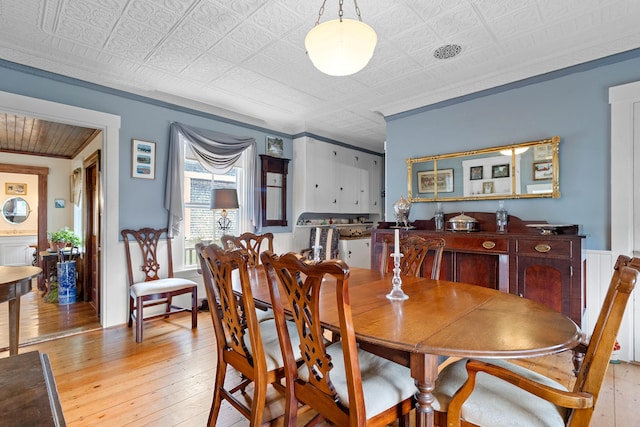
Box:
433 44 462 60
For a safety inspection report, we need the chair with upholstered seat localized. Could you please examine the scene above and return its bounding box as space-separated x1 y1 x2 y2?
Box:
431 254 638 427
300 227 339 261
380 235 445 278
196 243 302 426
260 250 416 426
121 227 198 343
221 232 274 266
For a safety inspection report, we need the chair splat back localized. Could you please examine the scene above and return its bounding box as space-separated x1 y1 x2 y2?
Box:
129 228 173 282
381 236 445 279
200 244 255 361
221 232 274 266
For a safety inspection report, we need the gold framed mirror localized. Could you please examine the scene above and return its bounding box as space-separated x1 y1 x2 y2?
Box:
407 136 559 202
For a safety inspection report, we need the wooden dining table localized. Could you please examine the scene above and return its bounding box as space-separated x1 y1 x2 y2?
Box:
0 265 42 355
239 265 582 427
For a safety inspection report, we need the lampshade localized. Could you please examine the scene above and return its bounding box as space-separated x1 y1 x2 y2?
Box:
210 188 239 210
305 18 377 76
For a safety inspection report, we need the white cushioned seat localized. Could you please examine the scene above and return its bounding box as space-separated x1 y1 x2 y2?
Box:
245 318 302 371
255 307 275 322
299 342 416 419
130 277 197 297
433 358 568 427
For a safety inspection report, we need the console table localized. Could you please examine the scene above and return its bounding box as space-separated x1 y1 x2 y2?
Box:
371 212 585 326
0 351 66 426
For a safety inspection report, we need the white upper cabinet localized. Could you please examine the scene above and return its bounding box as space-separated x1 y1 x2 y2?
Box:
293 137 382 215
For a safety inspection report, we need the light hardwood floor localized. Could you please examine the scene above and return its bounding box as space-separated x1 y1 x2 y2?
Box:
1 300 638 426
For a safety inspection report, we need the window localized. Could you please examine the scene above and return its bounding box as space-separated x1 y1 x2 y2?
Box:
180 146 246 268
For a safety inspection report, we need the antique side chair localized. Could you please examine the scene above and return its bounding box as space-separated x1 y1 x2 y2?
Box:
261 250 416 426
221 232 274 266
431 254 638 427
121 227 198 343
196 244 301 426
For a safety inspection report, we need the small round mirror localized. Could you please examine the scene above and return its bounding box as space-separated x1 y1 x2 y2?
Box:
2 197 31 224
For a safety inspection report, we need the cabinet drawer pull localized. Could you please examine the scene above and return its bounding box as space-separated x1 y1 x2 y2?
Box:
482 241 496 249
535 244 551 253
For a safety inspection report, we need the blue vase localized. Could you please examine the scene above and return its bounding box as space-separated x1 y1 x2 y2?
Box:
57 260 76 305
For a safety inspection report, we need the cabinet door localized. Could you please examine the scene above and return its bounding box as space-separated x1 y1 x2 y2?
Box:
369 156 382 215
309 141 337 211
453 252 501 289
516 256 572 317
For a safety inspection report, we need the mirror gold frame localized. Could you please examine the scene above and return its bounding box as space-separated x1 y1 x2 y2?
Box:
407 136 560 202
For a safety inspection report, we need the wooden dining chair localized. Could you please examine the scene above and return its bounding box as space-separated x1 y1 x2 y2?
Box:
121 227 198 343
196 243 302 427
300 227 340 261
431 254 638 427
220 232 275 321
221 232 274 266
381 235 445 279
260 250 416 426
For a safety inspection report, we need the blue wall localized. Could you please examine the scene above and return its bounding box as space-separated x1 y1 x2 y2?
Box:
385 51 640 250
0 60 294 233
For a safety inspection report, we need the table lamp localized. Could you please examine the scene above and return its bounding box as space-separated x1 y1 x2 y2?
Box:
210 188 239 232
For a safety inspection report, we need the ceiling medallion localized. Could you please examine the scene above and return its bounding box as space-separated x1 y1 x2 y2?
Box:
305 0 377 76
433 44 462 60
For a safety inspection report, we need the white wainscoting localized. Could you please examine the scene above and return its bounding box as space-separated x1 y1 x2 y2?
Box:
0 235 37 266
584 249 635 362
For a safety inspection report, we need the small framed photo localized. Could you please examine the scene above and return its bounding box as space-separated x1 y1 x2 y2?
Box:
54 199 65 208
534 143 553 161
266 136 284 157
131 139 156 179
483 181 494 194
469 166 483 180
533 161 553 180
5 182 27 195
491 164 510 179
417 169 454 194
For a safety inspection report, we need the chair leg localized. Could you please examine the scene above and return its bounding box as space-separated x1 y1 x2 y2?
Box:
165 295 173 318
250 378 267 427
128 295 134 327
208 359 228 427
191 287 198 329
136 296 144 343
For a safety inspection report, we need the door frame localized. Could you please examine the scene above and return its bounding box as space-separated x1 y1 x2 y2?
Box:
0 90 122 327
609 79 640 362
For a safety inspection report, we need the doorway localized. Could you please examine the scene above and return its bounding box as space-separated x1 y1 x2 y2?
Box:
84 151 101 317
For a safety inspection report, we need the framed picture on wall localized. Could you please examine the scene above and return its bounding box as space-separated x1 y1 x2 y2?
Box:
491 164 510 178
533 161 553 180
417 169 454 193
5 182 27 195
131 139 156 179
266 136 284 157
469 166 483 180
483 181 494 194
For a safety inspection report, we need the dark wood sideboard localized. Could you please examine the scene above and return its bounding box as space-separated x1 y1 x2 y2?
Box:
371 212 585 326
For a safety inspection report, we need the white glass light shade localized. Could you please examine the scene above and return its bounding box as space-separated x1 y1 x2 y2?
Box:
305 18 377 76
500 147 530 156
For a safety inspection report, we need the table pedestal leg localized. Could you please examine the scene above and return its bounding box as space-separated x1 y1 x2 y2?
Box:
411 352 439 427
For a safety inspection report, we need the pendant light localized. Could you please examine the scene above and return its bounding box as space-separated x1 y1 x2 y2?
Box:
305 0 377 76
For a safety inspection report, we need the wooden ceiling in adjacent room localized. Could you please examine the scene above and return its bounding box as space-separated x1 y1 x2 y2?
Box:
0 113 100 159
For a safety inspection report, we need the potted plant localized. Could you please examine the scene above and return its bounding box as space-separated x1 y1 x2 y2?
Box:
47 227 81 251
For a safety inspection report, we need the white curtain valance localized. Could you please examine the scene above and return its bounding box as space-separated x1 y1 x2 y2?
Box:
165 122 258 237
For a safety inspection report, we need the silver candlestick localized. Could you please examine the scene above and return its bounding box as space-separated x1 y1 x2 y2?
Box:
386 253 409 300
